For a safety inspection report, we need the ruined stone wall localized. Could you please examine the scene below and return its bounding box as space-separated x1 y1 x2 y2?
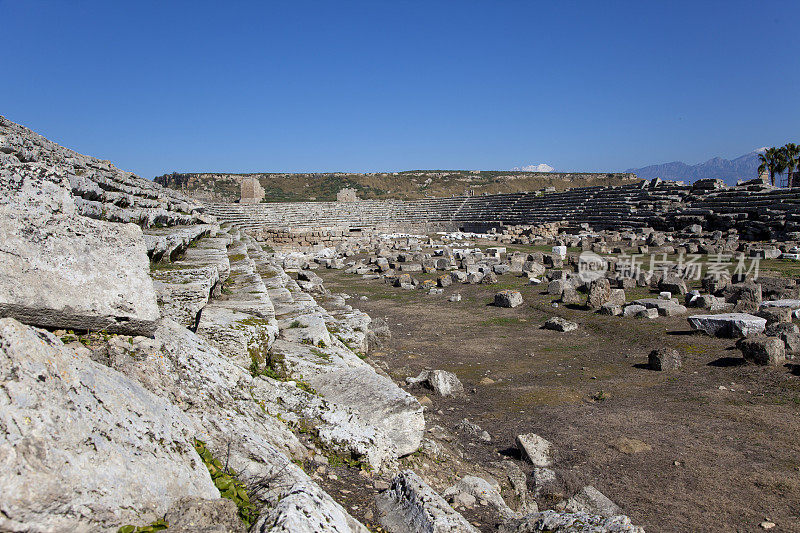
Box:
240 176 265 204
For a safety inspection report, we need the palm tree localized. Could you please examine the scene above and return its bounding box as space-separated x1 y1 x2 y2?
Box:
780 143 799 188
758 147 784 186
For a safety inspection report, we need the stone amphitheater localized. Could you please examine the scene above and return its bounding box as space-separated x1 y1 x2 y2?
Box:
2 115 800 533
206 174 800 248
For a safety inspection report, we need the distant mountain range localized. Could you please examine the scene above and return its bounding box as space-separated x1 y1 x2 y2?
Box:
626 148 766 185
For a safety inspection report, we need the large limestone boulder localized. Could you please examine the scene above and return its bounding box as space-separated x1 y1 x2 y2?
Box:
648 348 682 371
495 290 524 308
407 369 464 397
0 317 218 531
254 481 369 533
95 319 371 527
0 164 159 335
375 470 479 533
737 336 786 366
516 433 553 467
687 313 766 338
309 366 425 457
543 317 578 332
586 278 611 309
760 299 800 318
659 274 687 296
164 497 246 533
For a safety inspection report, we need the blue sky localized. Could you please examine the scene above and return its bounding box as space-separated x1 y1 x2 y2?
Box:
2 1 798 178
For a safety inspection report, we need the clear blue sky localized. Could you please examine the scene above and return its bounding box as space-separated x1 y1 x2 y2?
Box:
2 1 798 178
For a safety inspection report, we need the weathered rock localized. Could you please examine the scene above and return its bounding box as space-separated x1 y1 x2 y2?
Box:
523 261 546 278
450 271 467 283
659 274 687 296
600 303 623 316
516 433 553 467
737 336 786 366
255 481 370 533
622 304 646 318
455 418 491 442
466 271 485 284
608 289 626 307
196 306 277 368
648 348 681 371
495 290 524 308
702 274 731 295
482 271 499 284
531 467 559 499
548 279 566 296
687 313 766 338
1 117 206 228
144 225 214 264
657 302 688 316
782 332 800 356
165 497 246 533
756 307 793 323
632 298 687 317
499 510 644 533
726 281 763 313
308 366 425 457
494 264 511 275
252 373 398 471
586 278 612 309
443 476 518 521
543 317 578 332
407 369 464 397
561 287 583 306
635 308 658 319
0 164 160 335
375 470 479 533
0 318 218 531
394 273 414 288
760 299 800 318
280 314 332 347
561 486 623 517
152 266 222 328
765 322 799 337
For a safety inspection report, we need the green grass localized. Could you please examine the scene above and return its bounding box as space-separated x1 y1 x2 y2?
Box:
478 317 528 327
759 258 800 278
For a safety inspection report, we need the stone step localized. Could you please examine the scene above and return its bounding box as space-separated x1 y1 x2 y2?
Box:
150 233 232 329
144 224 216 263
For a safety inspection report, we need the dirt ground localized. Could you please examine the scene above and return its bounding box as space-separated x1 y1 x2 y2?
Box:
313 252 800 533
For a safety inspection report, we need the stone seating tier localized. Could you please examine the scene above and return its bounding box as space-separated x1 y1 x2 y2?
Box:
205 182 798 239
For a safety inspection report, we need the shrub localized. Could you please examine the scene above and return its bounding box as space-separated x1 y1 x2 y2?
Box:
193 439 258 527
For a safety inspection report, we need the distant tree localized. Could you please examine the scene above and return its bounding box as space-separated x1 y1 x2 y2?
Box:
758 147 784 186
780 143 799 188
